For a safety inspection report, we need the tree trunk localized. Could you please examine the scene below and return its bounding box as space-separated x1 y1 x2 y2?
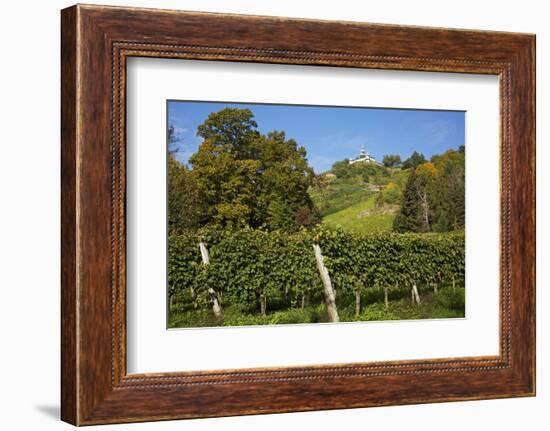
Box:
190 286 196 300
416 186 431 232
355 288 361 317
313 244 339 323
384 285 389 308
169 294 174 310
199 242 222 318
411 283 421 305
305 287 311 309
452 277 456 293
421 192 430 231
433 282 438 294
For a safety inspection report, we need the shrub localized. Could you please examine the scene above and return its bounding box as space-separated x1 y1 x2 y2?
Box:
361 302 400 321
435 288 465 312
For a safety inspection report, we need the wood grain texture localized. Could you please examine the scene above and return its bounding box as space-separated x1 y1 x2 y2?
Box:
60 5 78 425
60 4 536 425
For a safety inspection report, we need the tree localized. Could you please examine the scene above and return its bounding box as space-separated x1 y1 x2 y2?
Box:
331 159 351 178
312 173 332 213
255 131 318 229
190 140 260 228
382 154 402 167
402 151 426 170
167 155 205 233
394 148 465 233
330 159 388 184
430 149 465 231
414 162 437 232
168 123 183 154
188 109 317 230
393 170 422 232
196 108 260 159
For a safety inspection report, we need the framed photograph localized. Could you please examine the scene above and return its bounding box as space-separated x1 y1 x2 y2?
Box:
61 4 535 425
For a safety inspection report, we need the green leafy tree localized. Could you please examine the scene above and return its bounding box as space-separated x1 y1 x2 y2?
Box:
255 131 318 229
190 140 260 228
331 159 389 184
196 108 260 159
382 154 402 167
430 149 465 231
402 151 426 170
394 148 464 233
393 170 422 232
331 159 352 178
188 109 317 230
168 155 205 233
414 162 437 231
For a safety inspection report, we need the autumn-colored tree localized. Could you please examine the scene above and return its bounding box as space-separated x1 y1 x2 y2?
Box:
394 148 464 233
187 109 317 230
190 139 260 228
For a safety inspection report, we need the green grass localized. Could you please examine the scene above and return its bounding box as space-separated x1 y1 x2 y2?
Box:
322 194 396 233
309 169 408 234
386 167 411 188
310 178 373 217
168 304 327 328
168 287 465 328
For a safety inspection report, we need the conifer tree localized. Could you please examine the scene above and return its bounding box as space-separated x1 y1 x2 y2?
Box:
393 170 422 232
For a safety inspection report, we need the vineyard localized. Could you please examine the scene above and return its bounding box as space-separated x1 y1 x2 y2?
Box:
166 106 466 328
168 227 465 328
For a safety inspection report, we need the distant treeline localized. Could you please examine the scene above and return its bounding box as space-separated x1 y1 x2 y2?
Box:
169 107 465 235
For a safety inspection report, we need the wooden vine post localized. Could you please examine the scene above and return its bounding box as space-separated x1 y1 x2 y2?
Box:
301 286 310 310
199 242 222 318
355 287 361 317
260 293 267 316
411 282 421 305
313 244 339 322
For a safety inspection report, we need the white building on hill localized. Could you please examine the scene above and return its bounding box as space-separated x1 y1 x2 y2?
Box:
349 145 376 165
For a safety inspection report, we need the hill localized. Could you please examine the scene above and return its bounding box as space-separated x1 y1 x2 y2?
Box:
309 165 409 234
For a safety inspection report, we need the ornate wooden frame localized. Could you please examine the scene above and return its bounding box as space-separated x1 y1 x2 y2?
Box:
61 4 536 425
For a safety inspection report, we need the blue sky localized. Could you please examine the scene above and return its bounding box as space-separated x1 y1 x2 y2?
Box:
167 100 465 174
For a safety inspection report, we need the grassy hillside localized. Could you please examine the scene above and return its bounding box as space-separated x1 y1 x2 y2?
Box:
323 194 396 233
309 166 409 234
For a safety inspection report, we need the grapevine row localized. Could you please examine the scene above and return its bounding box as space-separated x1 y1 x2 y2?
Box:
168 227 465 315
